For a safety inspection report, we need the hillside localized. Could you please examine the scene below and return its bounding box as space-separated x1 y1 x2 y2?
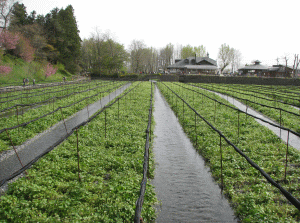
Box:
0 54 73 85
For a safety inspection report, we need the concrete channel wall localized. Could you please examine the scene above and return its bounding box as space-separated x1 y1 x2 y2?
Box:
92 74 300 86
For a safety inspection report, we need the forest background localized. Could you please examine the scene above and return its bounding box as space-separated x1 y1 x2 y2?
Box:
0 0 244 84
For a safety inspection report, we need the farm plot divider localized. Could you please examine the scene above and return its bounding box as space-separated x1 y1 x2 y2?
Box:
193 83 300 134
0 81 128 152
0 81 157 222
173 82 300 140
158 82 300 214
0 82 134 186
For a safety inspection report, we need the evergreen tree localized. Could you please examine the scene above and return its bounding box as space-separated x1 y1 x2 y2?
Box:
57 5 81 73
9 2 28 27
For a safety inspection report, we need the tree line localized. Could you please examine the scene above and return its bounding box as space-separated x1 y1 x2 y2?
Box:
0 0 81 74
0 0 243 76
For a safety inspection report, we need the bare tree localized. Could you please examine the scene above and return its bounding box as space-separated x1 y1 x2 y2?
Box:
218 43 233 73
292 54 300 78
129 39 146 73
231 49 242 73
0 0 16 30
159 43 174 70
283 55 289 77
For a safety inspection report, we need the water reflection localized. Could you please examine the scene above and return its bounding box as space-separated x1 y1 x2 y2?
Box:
152 86 237 222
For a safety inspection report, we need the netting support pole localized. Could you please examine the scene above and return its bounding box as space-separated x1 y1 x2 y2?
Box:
193 89 195 106
220 135 223 192
6 129 27 175
182 100 185 127
105 109 107 139
60 108 68 134
76 127 81 182
280 109 282 138
238 111 240 142
87 104 90 119
52 98 55 119
214 100 216 123
246 100 248 122
16 106 20 134
284 130 290 182
118 99 120 120
195 112 197 146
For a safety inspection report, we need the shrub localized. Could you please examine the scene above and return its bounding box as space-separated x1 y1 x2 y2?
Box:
0 31 19 50
44 63 57 78
0 65 12 75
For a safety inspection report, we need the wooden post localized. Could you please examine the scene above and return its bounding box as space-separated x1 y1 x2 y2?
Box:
284 130 290 181
76 127 81 182
105 109 107 139
220 135 223 191
195 112 197 146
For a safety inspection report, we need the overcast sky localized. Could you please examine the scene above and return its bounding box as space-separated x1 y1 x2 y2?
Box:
21 0 300 67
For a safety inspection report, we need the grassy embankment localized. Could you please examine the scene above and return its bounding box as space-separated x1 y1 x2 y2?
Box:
0 55 73 85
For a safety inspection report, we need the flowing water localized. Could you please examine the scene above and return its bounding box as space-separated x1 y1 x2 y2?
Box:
152 86 237 222
205 89 300 151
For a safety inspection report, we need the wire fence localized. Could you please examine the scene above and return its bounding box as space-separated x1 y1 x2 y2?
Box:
195 84 300 116
0 82 128 153
134 81 153 223
173 82 300 138
0 82 139 187
160 82 300 211
0 81 114 114
209 83 300 106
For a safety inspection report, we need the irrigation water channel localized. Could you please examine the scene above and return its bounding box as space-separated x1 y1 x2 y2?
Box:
0 83 131 189
152 85 237 222
2 81 298 221
200 87 300 151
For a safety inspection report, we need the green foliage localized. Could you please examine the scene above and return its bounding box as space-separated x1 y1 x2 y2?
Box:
0 80 120 151
0 82 157 222
7 3 81 74
81 35 128 75
158 82 300 222
181 44 207 59
0 55 69 84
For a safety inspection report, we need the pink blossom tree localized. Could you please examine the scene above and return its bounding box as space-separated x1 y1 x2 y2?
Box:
14 34 35 62
0 65 11 75
0 30 19 50
44 63 57 78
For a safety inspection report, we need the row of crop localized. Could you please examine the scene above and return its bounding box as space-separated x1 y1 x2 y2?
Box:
0 79 86 101
192 83 300 134
225 83 300 101
0 80 109 112
196 83 300 109
0 81 157 222
0 80 127 152
236 84 300 97
157 82 300 222
0 80 115 120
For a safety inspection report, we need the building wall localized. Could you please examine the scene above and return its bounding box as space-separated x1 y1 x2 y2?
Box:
179 75 300 86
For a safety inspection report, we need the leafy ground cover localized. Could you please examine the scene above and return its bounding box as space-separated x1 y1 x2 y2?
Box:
0 81 157 222
0 80 126 152
0 80 109 111
193 83 300 134
158 82 300 222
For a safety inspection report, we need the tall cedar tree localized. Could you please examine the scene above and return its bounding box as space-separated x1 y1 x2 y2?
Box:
57 5 81 73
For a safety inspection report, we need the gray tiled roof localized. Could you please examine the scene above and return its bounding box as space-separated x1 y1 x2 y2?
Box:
168 57 217 69
238 64 269 70
185 65 218 70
